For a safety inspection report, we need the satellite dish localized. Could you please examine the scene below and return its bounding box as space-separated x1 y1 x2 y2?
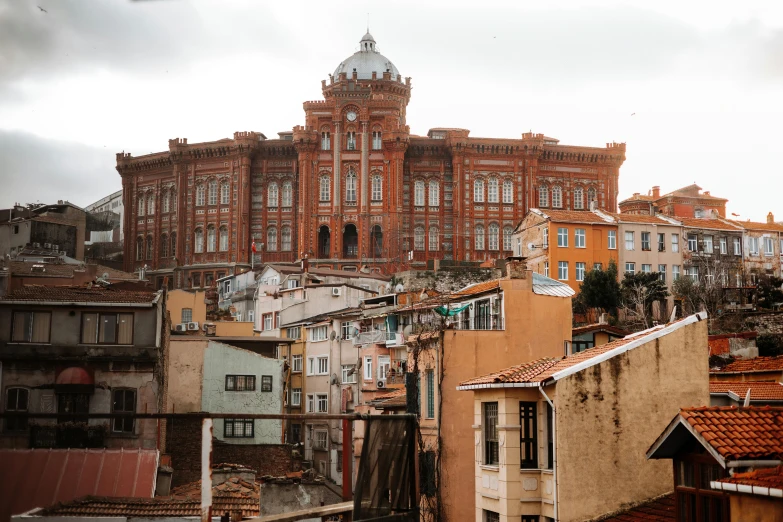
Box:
385 283 392 293
395 283 405 293
329 330 337 341
102 272 110 280
527 242 537 250
330 374 339 385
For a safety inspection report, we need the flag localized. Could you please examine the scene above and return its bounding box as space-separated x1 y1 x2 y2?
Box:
251 240 257 253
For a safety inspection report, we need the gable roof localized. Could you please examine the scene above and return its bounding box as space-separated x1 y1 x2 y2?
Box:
458 313 706 390
724 219 783 233
709 382 783 402
572 323 630 337
452 280 500 298
1 285 159 305
647 406 783 466
710 355 783 374
673 217 742 231
591 493 674 521
712 466 783 498
533 208 614 225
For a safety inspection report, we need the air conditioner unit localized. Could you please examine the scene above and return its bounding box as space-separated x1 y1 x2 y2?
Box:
377 380 386 389
332 288 341 296
44 243 51 249
187 322 200 331
175 324 187 332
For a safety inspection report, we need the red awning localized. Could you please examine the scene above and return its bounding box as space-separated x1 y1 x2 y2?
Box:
55 367 94 386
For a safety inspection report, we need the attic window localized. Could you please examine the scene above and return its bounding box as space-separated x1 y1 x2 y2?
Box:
31 265 45 273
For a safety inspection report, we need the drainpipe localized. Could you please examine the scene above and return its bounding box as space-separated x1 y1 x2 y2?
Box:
539 385 557 522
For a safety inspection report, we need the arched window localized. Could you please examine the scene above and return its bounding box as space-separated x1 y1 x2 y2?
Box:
414 226 425 251
170 232 177 258
503 179 513 204
573 187 584 210
321 130 330 150
161 234 169 258
429 180 439 207
138 195 145 216
475 225 485 250
587 187 597 207
170 192 177 211
267 226 278 251
488 223 499 251
145 235 153 260
268 182 279 208
552 186 563 208
282 182 292 207
488 178 499 203
281 226 292 251
370 225 383 257
219 226 228 251
136 237 144 261
414 180 425 206
538 185 549 207
194 228 204 253
206 225 216 252
208 180 218 205
372 129 382 150
196 185 205 206
319 175 331 202
221 181 230 205
345 171 357 203
371 175 382 201
429 226 439 251
503 226 513 251
474 179 485 203
147 194 155 215
162 192 170 213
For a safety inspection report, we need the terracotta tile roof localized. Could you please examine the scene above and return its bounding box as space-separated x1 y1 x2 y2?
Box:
619 193 655 203
680 406 783 460
373 388 407 408
675 217 742 231
709 382 783 401
452 280 500 297
1 285 157 304
458 358 559 387
572 323 630 337
170 477 260 518
604 212 673 225
710 356 783 374
725 220 783 233
7 261 83 277
537 208 614 224
374 388 406 401
593 493 674 521
95 265 138 281
717 465 783 490
708 332 757 356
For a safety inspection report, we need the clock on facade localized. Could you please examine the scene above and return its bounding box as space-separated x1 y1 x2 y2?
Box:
346 111 357 122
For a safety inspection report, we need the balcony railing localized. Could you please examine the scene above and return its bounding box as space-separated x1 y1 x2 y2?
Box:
353 330 403 346
456 314 504 331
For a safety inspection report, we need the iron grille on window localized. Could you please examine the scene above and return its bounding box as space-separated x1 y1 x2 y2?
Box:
112 389 136 433
225 375 256 391
261 375 273 392
484 402 499 465
520 401 538 468
224 419 254 438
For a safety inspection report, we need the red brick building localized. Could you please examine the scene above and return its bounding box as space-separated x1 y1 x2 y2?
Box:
117 32 626 289
619 184 727 218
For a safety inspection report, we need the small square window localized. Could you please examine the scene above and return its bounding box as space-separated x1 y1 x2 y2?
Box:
261 375 273 392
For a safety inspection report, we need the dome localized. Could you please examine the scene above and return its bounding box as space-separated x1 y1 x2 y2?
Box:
333 32 400 80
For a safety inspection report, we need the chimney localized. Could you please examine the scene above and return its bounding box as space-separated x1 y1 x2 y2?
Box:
505 256 528 280
652 186 660 198
768 212 775 224
301 257 309 275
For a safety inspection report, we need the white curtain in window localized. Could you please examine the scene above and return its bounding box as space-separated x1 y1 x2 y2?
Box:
474 179 485 203
219 227 228 251
488 223 499 250
282 182 292 207
194 229 204 253
488 178 498 203
207 227 216 252
414 226 425 251
552 186 562 208
221 182 230 205
429 180 439 206
268 182 279 207
346 171 357 202
267 227 278 251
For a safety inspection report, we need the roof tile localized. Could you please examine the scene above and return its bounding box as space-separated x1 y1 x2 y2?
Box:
537 208 614 224
593 493 674 521
709 382 783 401
680 406 783 460
718 466 783 489
711 356 783 374
1 285 157 304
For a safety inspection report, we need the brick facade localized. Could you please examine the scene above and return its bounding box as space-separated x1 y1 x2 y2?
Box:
118 33 625 288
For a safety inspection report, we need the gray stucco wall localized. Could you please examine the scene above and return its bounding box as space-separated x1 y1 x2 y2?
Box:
201 341 284 445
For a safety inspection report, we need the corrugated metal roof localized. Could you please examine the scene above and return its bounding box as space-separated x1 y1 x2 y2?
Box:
0 448 158 522
532 272 575 297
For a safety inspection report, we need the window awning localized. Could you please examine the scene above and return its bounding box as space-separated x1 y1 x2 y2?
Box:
55 367 95 392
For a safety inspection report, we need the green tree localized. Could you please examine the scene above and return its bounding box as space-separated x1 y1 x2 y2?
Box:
621 271 670 329
756 275 783 310
578 259 622 318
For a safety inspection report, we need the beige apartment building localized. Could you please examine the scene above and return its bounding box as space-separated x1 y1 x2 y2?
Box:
458 312 709 522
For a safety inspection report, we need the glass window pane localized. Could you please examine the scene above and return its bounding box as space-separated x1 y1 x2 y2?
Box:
99 314 117 343
82 313 98 343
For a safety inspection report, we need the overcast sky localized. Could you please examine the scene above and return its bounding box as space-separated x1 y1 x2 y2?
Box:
1 0 781 220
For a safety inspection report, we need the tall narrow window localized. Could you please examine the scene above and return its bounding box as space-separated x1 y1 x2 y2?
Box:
194 228 204 253
170 232 176 258
346 131 356 150
641 232 651 251
520 402 538 468
372 130 382 150
281 226 292 251
483 402 499 465
268 182 279 208
6 388 29 431
546 403 554 469
503 226 513 251
319 176 331 202
321 131 330 150
206 226 216 252
538 186 549 207
608 230 617 249
196 185 205 206
162 192 170 213
703 235 713 254
112 389 136 433
429 180 439 206
145 235 153 260
488 223 499 251
208 180 218 205
426 370 435 419
371 175 382 201
557 227 568 247
170 192 177 211
138 195 145 216
474 179 485 203
502 179 513 204
136 236 144 260
282 181 292 207
573 187 584 209
672 233 680 253
429 226 439 251
267 227 278 251
587 187 597 207
221 181 230 205
345 171 357 203
552 186 562 208
161 234 169 258
658 233 666 252
475 225 485 250
487 178 498 203
558 261 568 280
575 228 586 248
576 262 586 281
219 226 228 251
414 180 425 206
625 231 635 250
414 226 425 251
147 194 155 215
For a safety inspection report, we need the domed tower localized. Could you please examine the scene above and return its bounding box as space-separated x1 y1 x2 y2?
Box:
294 32 412 273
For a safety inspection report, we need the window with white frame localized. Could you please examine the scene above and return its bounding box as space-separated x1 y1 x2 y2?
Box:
733 237 741 255
573 187 584 210
658 233 666 252
429 226 439 251
575 262 585 282
473 179 485 203
671 233 680 253
372 175 382 201
314 427 328 446
291 388 301 406
764 237 774 256
378 356 391 381
282 182 292 207
208 181 218 206
196 185 205 206
673 265 681 280
551 186 562 208
543 228 549 248
544 261 549 278
248 310 254 324
281 226 292 252
502 179 513 204
488 224 499 250
625 231 635 250
292 354 302 372
475 225 485 250
575 228 586 248
686 266 699 281
641 232 651 251
429 180 439 206
642 264 652 273
264 226 276 251
538 186 548 207
307 394 314 412
658 265 667 282
316 394 327 413
345 171 357 203
372 130 382 150
414 226 425 251
321 131 330 150
310 326 328 341
503 226 512 251
364 356 373 381
319 176 330 202
688 234 698 251
719 237 727 255
221 181 230 205
414 180 425 206
219 226 228 252
608 230 616 249
262 314 272 331
625 262 635 275
342 365 356 384
341 322 353 340
749 237 759 255
487 178 498 203
287 326 301 340
703 235 713 254
318 356 329 374
558 261 568 280
557 227 568 247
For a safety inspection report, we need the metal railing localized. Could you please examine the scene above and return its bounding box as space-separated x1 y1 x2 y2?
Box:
457 314 504 331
